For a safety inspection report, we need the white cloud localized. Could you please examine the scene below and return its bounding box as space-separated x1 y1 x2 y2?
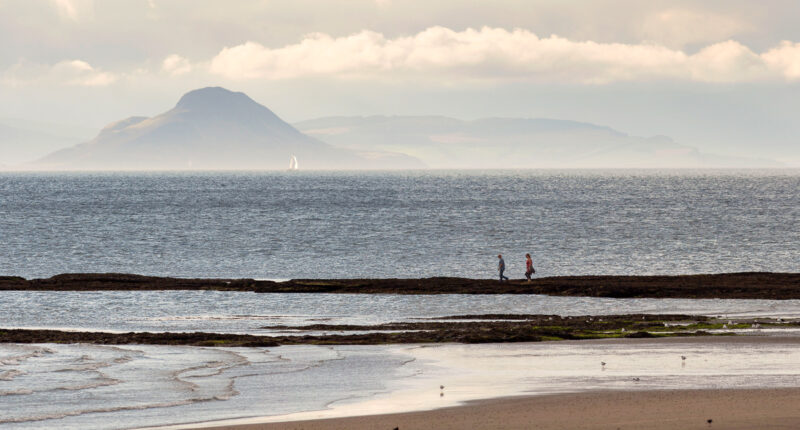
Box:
762 41 800 80
3 60 117 87
687 41 768 83
4 27 799 89
208 26 800 84
162 54 192 76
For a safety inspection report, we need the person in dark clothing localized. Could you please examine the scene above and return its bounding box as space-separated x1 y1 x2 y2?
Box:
498 254 509 282
525 253 536 281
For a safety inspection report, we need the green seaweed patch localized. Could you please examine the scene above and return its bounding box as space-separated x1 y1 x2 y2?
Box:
572 332 625 339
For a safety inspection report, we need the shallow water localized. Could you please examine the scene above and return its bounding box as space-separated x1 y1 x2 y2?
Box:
3 291 800 428
4 339 800 430
3 291 800 334
0 343 412 429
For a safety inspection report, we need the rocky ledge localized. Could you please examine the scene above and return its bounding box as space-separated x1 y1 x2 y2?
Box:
5 314 790 347
0 272 798 299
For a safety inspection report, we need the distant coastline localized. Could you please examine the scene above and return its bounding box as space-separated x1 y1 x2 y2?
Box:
1 272 798 299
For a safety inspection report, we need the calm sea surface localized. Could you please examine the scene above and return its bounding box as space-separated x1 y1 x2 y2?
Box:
1 170 798 279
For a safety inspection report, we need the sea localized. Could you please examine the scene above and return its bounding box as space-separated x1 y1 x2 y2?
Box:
1 169 799 429
1 169 798 279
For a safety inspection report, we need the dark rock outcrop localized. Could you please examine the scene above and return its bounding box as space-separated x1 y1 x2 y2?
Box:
0 314 732 346
1 272 798 299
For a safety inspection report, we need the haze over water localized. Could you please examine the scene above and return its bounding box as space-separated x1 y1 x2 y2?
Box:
1 169 797 280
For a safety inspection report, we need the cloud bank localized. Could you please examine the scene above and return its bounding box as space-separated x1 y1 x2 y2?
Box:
2 60 116 87
209 26 800 84
3 26 800 88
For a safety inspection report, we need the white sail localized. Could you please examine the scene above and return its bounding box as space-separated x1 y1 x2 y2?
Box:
289 155 298 170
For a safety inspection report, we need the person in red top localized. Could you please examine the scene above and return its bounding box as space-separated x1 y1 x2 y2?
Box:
525 253 535 281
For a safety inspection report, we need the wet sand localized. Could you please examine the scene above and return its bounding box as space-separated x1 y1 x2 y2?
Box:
197 388 800 430
2 272 799 299
153 336 800 430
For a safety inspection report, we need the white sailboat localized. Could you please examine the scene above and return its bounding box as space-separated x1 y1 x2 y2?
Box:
288 155 299 171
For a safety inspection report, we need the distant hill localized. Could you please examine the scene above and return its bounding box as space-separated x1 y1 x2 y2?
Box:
0 119 92 166
33 88 423 170
295 116 781 168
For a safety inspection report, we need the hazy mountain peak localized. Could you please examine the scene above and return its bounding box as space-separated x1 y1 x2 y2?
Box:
175 86 260 113
29 87 424 170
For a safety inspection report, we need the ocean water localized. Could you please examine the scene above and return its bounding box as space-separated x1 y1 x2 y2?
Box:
0 170 798 279
2 169 799 429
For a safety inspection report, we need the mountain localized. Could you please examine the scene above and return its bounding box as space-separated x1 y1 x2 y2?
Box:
295 116 781 168
0 119 92 167
33 87 423 170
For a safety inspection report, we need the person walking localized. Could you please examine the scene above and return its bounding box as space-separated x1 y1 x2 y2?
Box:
525 253 536 281
498 254 509 282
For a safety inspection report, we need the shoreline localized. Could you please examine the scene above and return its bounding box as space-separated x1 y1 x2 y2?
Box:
149 336 800 430
184 388 800 430
4 335 798 429
1 272 799 299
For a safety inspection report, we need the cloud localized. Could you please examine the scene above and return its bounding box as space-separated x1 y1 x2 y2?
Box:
687 41 768 82
3 60 117 87
208 26 800 84
762 41 800 80
162 54 192 76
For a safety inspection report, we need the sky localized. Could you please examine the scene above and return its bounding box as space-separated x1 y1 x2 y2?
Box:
1 0 799 164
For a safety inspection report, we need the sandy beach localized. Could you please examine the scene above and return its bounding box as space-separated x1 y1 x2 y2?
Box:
137 336 800 430
198 388 800 430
